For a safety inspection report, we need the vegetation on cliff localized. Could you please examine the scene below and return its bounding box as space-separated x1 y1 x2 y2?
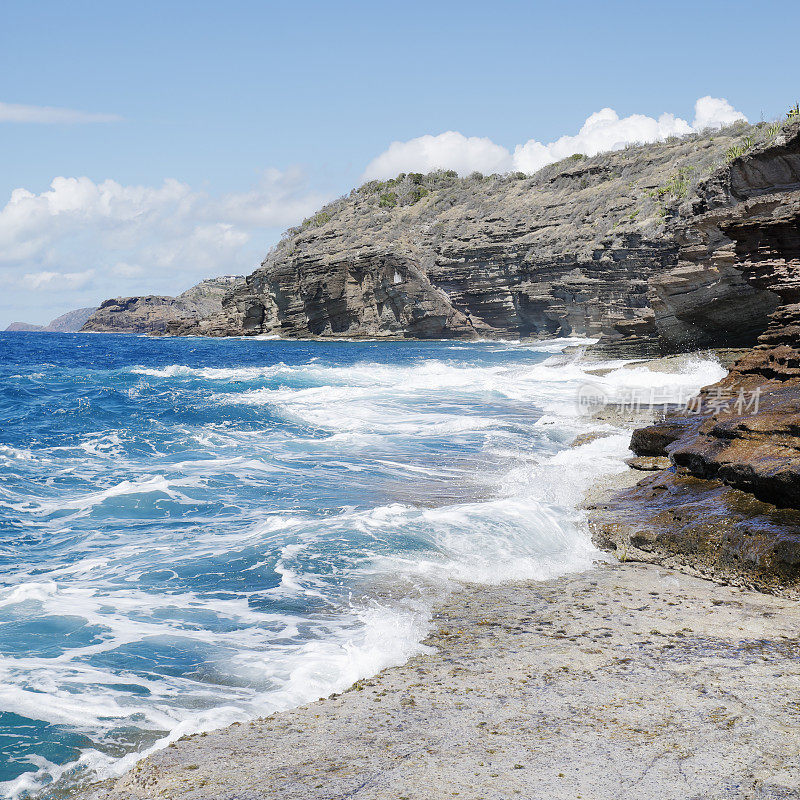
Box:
167 122 771 345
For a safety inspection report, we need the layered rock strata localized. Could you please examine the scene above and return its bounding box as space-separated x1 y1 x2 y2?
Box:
81 276 243 335
592 120 800 592
167 125 771 348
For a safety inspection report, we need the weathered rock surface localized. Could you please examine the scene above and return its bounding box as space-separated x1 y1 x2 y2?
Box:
93 563 800 800
168 125 770 349
648 262 780 353
625 455 672 471
5 307 97 333
81 276 243 335
595 120 800 590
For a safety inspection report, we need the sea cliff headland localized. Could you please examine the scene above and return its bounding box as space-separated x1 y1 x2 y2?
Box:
83 116 800 592
85 121 791 351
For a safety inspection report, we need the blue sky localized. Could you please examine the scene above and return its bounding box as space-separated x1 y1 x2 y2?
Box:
1 0 798 326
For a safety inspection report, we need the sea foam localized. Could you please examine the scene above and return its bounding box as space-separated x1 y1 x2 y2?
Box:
0 334 724 798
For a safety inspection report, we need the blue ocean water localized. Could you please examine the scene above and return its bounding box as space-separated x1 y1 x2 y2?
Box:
0 332 724 797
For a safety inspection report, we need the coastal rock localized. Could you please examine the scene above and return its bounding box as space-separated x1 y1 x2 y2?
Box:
591 471 800 592
169 125 770 351
629 419 695 457
598 120 800 588
648 262 779 353
82 276 244 335
635 122 800 503
624 455 671 471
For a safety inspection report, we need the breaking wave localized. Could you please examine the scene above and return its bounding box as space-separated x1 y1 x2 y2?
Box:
0 332 724 798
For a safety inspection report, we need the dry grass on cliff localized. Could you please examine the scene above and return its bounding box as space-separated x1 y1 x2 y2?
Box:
271 121 763 267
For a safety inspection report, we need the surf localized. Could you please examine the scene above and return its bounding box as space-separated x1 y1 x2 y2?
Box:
0 332 723 798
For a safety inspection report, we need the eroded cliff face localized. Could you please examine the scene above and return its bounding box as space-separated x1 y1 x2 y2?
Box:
169 125 768 349
82 276 244 334
593 120 800 592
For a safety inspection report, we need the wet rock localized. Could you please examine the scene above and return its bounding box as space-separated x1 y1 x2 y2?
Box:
570 431 614 448
629 420 694 457
591 471 800 593
625 456 671 471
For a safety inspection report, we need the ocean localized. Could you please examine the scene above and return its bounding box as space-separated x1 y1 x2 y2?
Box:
0 332 725 797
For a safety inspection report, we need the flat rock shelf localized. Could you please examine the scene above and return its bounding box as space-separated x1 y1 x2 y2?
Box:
94 561 800 800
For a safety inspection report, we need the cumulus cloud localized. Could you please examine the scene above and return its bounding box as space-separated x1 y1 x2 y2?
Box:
512 108 694 174
0 168 329 324
0 101 122 124
361 132 512 181
361 96 748 179
691 95 747 131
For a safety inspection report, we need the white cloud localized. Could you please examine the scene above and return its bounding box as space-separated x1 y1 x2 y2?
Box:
20 270 95 291
512 108 694 173
691 95 747 131
0 169 329 322
362 132 513 181
0 101 122 124
362 96 748 179
210 167 329 227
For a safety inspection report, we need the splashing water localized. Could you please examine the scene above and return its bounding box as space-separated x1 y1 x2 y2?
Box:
0 332 725 797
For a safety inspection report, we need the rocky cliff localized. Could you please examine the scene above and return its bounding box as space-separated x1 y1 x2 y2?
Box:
6 306 98 333
81 276 244 335
168 124 771 351
591 118 800 592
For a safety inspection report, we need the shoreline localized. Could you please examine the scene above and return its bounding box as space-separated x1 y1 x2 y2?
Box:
85 350 800 800
94 557 800 800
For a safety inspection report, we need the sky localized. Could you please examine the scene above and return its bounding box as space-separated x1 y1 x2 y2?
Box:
1 0 798 328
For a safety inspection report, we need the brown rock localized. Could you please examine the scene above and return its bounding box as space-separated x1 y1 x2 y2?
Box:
629 419 694 457
625 456 672 471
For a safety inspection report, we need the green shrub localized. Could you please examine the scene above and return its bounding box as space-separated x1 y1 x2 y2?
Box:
787 103 800 119
378 192 398 208
725 135 756 162
725 144 745 161
409 186 429 204
359 180 383 194
301 211 331 229
648 166 695 200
